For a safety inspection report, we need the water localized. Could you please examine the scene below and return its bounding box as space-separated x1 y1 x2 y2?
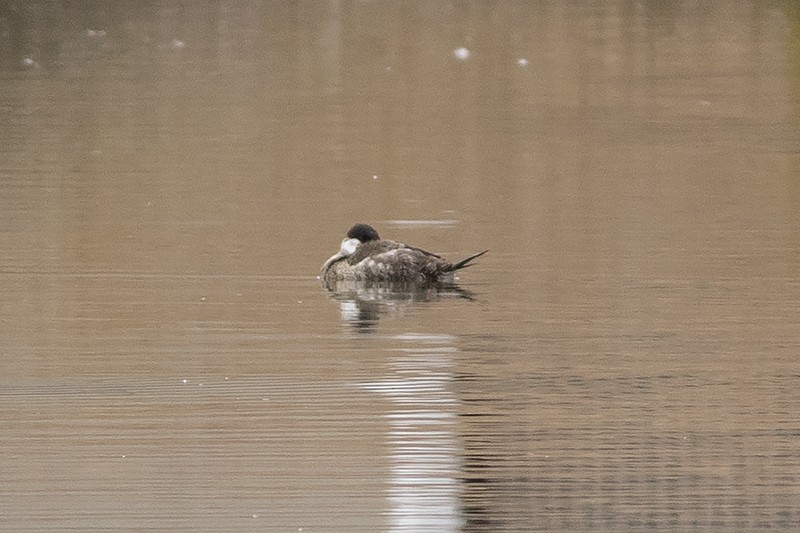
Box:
2 1 799 531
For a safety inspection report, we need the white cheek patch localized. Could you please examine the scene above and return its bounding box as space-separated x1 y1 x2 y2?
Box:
340 238 360 256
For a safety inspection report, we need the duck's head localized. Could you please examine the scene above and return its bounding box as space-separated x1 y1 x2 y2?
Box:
321 223 380 273
346 223 380 242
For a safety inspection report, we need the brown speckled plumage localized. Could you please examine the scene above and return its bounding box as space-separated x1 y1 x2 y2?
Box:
321 224 487 285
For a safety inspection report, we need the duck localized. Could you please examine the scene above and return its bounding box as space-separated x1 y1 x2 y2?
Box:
321 223 487 284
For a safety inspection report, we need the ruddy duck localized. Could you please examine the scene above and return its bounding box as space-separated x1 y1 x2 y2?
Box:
321 223 487 284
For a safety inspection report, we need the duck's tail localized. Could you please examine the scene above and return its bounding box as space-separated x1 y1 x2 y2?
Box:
447 250 488 272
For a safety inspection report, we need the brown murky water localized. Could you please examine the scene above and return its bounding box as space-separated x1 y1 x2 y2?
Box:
2 1 799 531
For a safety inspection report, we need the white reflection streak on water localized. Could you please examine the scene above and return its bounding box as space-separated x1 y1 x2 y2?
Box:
359 335 462 532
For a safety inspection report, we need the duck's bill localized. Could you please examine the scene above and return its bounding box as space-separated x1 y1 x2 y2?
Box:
321 251 345 273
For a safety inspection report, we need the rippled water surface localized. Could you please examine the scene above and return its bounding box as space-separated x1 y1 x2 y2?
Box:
2 1 800 531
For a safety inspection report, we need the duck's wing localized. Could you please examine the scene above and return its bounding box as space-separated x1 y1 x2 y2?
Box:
347 240 405 265
348 240 451 280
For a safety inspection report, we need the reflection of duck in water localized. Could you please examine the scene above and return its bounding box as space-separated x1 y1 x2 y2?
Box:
321 223 487 285
327 282 477 332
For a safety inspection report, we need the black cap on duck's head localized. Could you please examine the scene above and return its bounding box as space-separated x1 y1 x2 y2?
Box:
347 223 380 243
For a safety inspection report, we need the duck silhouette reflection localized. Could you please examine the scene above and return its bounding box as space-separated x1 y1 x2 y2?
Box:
323 279 479 331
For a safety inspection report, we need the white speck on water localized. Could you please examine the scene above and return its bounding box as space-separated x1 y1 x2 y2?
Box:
372 174 378 180
21 57 37 68
200 296 206 301
517 58 529 67
252 514 259 518
698 100 711 106
171 39 186 49
453 47 470 60
86 29 106 37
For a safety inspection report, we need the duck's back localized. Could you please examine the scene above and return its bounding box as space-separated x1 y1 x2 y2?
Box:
348 240 452 282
